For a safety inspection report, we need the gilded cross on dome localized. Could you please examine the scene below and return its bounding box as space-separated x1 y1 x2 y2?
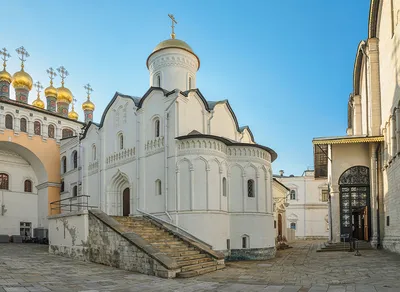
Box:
46 67 57 86
34 81 43 94
16 46 29 69
84 83 93 97
168 14 178 39
0 48 11 70
56 66 69 86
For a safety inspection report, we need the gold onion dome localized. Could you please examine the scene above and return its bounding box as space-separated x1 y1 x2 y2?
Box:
57 85 73 103
0 69 12 83
153 39 194 53
45 84 57 97
12 69 33 90
32 96 45 109
82 98 95 111
68 105 79 120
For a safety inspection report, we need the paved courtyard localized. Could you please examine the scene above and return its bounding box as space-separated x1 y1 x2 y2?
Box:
0 241 400 291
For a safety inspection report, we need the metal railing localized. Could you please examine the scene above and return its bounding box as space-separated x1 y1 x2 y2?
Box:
50 195 97 215
137 209 213 249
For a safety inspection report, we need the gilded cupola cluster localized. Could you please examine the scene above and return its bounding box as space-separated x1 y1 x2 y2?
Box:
0 46 95 123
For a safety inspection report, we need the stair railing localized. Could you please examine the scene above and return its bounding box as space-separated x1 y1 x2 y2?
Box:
136 209 213 249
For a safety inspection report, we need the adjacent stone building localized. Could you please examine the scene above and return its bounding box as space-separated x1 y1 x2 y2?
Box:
313 0 400 254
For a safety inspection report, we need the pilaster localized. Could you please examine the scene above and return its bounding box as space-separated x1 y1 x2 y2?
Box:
367 38 382 136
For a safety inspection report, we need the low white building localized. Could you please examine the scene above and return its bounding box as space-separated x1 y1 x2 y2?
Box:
274 170 329 240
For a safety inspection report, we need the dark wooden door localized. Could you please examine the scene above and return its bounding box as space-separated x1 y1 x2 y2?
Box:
278 214 283 236
123 188 130 216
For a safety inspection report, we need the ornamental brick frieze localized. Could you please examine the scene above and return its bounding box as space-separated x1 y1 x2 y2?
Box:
149 55 197 73
105 148 136 169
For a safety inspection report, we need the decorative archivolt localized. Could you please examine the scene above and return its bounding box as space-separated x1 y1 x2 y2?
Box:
287 213 298 222
108 169 130 192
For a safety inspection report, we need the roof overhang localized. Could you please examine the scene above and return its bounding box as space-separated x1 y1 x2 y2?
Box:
312 135 384 145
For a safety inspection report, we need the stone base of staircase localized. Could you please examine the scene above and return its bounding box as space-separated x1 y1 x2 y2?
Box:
112 215 225 278
317 241 374 252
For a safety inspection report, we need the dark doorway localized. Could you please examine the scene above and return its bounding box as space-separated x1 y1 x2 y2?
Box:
278 213 283 236
339 166 371 241
123 187 130 216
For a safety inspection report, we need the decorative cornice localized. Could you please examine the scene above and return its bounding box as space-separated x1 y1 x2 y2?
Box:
37 181 61 190
313 136 384 145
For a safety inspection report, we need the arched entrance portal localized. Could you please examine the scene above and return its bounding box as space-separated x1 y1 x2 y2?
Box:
339 166 370 241
122 188 130 216
278 213 283 236
108 170 132 216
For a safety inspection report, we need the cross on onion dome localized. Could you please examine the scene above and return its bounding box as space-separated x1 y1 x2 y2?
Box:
16 46 29 68
0 48 11 69
84 83 93 97
46 67 57 85
34 81 43 94
56 66 69 85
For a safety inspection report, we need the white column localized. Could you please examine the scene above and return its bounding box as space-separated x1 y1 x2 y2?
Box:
176 169 180 211
218 169 222 211
206 166 210 210
242 173 246 212
396 108 400 155
256 172 260 212
190 166 194 210
353 95 362 135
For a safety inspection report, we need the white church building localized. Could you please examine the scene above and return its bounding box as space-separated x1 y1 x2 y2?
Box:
59 31 278 258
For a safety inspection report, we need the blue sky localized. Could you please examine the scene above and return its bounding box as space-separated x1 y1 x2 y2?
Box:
1 1 370 175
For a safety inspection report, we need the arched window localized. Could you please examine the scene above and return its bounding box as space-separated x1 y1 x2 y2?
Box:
0 173 9 190
61 156 67 174
34 121 41 135
48 125 55 138
119 133 124 150
5 114 13 129
60 180 65 192
20 118 27 132
247 179 255 197
62 128 74 139
155 179 162 195
92 145 97 161
72 185 78 197
241 235 249 249
188 77 192 90
72 151 78 169
157 74 161 87
290 190 296 200
24 180 32 192
155 119 160 138
222 177 227 197
392 112 397 156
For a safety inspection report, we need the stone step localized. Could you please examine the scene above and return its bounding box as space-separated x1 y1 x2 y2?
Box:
172 253 207 261
180 260 217 272
176 257 211 267
177 265 218 278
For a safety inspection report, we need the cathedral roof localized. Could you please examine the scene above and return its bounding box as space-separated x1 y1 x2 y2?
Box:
176 132 278 162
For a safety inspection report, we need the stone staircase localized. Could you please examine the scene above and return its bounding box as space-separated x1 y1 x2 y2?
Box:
317 241 374 252
112 216 224 278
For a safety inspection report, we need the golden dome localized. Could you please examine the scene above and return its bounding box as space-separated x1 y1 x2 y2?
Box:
68 106 79 120
153 39 194 53
82 98 95 111
12 69 33 90
32 96 45 109
57 85 73 103
45 85 57 97
0 69 12 83
147 38 200 69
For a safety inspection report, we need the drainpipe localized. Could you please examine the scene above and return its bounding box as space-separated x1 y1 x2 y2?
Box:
207 110 214 134
303 175 307 239
375 144 381 248
164 92 179 222
134 112 140 213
